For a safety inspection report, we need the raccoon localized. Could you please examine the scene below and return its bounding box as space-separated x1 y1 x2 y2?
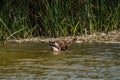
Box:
49 38 77 51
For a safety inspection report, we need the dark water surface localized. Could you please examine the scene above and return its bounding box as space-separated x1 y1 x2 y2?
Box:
0 42 120 80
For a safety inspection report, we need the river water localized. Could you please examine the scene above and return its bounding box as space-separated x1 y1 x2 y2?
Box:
0 42 120 80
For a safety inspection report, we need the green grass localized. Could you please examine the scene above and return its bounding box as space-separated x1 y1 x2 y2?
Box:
0 0 120 40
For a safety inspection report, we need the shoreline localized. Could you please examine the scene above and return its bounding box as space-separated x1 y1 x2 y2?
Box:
7 30 120 44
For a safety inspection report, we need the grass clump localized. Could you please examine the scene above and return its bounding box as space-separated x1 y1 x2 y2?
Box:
0 0 120 40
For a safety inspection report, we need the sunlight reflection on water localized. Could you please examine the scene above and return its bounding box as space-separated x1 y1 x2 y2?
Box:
0 42 119 80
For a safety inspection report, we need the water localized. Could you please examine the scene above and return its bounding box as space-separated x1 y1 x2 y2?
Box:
0 42 120 80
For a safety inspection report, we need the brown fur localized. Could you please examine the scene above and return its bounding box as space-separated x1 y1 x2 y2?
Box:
49 38 77 51
55 40 68 50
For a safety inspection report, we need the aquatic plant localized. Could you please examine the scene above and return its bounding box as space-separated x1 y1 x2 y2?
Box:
0 0 120 40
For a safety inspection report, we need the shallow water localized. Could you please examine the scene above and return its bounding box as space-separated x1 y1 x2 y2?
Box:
0 42 120 80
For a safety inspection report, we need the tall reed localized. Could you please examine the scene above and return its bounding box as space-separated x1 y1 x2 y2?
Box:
0 0 120 39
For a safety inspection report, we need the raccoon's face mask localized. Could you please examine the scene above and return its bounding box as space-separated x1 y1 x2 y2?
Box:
49 41 61 51
49 41 56 46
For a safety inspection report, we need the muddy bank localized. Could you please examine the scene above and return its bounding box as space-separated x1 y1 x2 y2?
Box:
78 30 120 43
8 30 120 43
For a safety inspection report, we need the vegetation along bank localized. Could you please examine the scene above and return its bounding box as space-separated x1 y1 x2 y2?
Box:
0 0 120 43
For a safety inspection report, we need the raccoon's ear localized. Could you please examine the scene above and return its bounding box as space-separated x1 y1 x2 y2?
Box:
49 40 55 43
